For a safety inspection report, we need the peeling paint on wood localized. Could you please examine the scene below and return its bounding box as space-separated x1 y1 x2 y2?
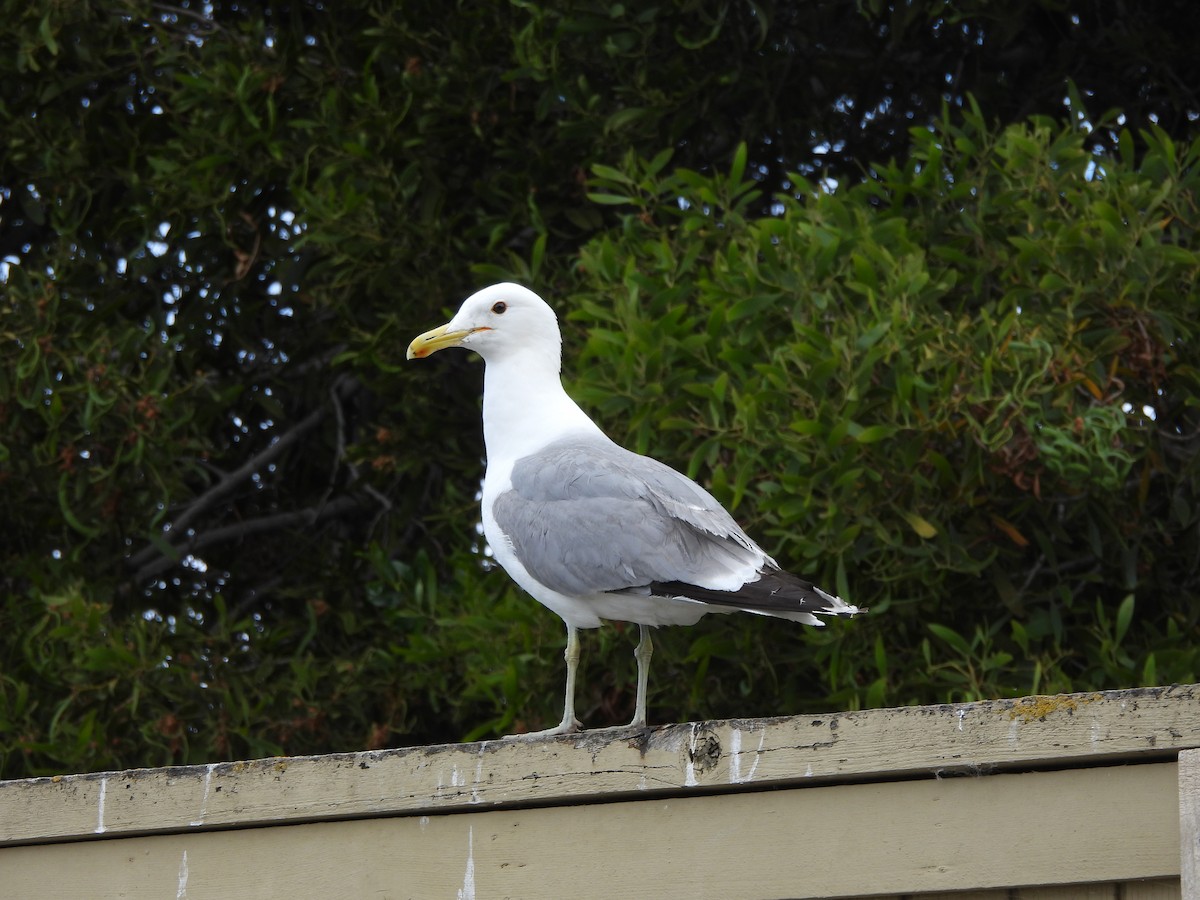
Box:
1 684 1198 847
0 764 1183 899
0 685 1197 899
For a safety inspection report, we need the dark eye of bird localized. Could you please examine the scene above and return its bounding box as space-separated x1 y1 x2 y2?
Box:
491 301 507 314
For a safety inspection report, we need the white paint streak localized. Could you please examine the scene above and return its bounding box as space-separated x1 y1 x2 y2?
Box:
94 776 108 834
1007 719 1020 747
684 724 699 787
190 763 216 827
451 765 465 788
470 747 485 804
746 732 764 782
1090 722 1102 746
729 729 765 784
956 708 966 732
175 849 189 899
804 763 813 777
729 729 742 783
456 826 476 900
419 815 429 830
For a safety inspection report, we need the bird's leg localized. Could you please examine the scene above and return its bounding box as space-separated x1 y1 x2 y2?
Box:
559 623 582 731
508 624 582 738
629 624 653 728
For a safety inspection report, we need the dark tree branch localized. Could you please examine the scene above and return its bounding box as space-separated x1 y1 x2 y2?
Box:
132 492 377 584
126 375 362 573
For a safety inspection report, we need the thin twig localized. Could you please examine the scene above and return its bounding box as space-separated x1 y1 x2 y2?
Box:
318 377 349 508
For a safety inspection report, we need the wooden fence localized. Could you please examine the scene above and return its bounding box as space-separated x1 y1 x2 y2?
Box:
2 684 1198 898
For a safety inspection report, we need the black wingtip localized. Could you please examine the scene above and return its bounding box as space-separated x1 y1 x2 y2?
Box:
648 573 865 619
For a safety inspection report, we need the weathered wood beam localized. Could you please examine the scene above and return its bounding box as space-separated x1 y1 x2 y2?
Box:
2 683 1197 847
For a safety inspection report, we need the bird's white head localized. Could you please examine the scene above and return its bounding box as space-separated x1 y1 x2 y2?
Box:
406 282 562 371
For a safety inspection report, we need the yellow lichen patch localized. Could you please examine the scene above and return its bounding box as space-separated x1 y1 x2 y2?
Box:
1006 693 1101 723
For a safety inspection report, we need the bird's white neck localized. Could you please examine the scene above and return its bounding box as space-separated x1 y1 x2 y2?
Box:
481 354 605 468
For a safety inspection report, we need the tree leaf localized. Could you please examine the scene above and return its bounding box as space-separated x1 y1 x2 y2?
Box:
901 511 938 539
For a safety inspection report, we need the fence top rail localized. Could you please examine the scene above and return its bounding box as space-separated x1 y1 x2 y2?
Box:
2 683 1198 847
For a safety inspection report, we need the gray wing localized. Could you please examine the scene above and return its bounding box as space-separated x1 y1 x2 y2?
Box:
490 437 765 598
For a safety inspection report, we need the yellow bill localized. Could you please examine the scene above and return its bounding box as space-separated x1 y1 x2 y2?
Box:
406 323 481 360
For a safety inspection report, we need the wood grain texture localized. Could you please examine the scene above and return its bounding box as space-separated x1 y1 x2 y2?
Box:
1 683 1197 847
1181 748 1200 899
0 763 1181 899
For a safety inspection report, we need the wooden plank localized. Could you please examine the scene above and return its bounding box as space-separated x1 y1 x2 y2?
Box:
1019 887 1119 899
0 762 1180 899
2 683 1197 847
1120 880 1185 899
906 883 1179 900
1182 748 1200 899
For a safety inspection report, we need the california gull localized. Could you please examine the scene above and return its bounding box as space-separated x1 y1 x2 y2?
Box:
407 283 863 736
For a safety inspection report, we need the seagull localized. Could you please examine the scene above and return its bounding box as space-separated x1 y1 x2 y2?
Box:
407 283 863 736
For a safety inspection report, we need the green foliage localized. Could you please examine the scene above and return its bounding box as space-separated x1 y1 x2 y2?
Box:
570 110 1200 711
1 1 1199 778
0 551 562 775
